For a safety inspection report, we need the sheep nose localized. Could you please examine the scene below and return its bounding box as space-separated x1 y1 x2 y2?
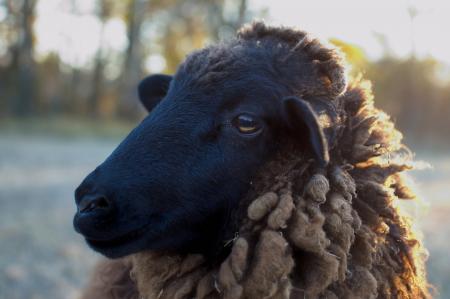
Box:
77 194 113 215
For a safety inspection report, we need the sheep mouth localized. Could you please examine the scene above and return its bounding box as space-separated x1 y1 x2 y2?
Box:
86 223 151 250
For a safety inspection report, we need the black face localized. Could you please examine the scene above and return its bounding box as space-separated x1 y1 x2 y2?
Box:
73 49 330 259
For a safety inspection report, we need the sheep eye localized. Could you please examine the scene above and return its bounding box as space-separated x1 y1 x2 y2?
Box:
232 114 261 134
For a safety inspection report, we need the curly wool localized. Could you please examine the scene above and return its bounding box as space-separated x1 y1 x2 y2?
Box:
80 23 431 299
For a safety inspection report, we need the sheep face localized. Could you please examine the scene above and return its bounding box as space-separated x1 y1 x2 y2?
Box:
74 39 331 259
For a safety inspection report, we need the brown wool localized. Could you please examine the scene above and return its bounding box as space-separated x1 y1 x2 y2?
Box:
80 22 431 299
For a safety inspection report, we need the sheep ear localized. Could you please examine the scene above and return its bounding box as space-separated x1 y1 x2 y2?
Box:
283 96 329 168
138 74 173 112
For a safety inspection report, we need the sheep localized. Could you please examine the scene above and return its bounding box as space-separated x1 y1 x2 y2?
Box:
74 22 431 299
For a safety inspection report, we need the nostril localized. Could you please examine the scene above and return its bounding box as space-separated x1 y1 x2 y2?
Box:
95 197 109 208
78 194 112 214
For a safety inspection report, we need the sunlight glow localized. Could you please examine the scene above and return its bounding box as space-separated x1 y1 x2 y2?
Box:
250 0 450 64
145 55 167 73
0 6 6 22
35 0 127 68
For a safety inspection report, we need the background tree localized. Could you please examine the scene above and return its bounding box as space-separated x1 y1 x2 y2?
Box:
89 0 114 118
0 0 449 148
2 0 37 116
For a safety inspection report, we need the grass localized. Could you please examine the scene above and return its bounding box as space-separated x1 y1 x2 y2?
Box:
0 117 137 140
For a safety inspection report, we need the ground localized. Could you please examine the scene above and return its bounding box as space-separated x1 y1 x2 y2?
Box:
0 132 448 299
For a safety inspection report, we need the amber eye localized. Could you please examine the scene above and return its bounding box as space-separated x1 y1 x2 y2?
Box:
232 114 261 134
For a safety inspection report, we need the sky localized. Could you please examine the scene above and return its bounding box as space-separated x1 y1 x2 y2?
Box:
2 0 448 70
251 0 450 62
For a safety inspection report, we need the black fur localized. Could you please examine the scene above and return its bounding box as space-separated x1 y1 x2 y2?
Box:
138 74 172 112
73 34 334 259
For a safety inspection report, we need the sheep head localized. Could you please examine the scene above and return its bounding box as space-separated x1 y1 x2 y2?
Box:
73 22 345 259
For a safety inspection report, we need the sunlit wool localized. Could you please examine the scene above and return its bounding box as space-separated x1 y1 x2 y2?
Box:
81 22 430 299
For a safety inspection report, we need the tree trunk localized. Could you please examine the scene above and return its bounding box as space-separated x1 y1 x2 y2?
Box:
117 0 147 119
89 22 106 118
13 0 37 117
237 0 247 27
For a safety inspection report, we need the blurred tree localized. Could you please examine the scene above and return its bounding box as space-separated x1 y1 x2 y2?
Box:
0 0 449 150
117 0 147 119
154 0 250 73
36 53 62 114
331 38 450 147
4 0 37 117
89 0 114 118
366 57 447 145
